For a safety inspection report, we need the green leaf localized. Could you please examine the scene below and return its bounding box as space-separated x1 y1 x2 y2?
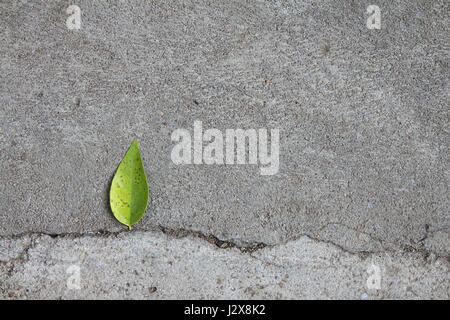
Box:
110 139 149 229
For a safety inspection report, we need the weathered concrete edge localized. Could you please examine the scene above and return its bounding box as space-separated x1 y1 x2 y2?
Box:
0 230 448 299
0 222 448 258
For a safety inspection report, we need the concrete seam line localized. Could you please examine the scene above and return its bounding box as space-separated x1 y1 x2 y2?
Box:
0 228 448 262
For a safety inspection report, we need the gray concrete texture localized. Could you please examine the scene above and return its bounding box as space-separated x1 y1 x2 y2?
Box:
0 232 448 299
0 0 449 299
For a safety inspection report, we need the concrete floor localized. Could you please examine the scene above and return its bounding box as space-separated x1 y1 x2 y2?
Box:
0 0 448 299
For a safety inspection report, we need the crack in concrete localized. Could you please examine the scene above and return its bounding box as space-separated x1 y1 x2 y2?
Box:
0 224 448 264
158 226 267 253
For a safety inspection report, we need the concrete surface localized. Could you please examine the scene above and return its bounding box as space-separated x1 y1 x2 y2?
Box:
0 231 448 299
0 0 448 299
